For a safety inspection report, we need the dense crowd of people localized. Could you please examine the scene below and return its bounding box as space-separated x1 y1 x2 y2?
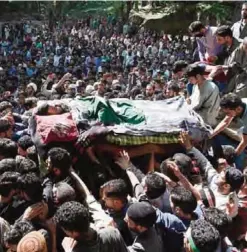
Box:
1 3 247 252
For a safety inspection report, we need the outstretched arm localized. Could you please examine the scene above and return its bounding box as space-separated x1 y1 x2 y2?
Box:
115 151 145 199
69 168 113 229
211 115 234 138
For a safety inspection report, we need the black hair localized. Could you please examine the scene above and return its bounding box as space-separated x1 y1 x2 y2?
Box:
215 25 233 38
102 179 129 200
172 60 188 74
36 102 49 115
170 186 197 214
4 220 34 245
168 83 180 93
186 64 205 78
225 167 244 192
55 182 76 205
190 219 220 252
145 172 166 199
26 146 39 168
55 201 90 233
17 135 33 151
130 87 141 100
17 158 39 175
0 101 12 113
17 172 43 202
199 187 216 208
0 171 20 197
0 120 11 133
220 93 243 110
222 145 236 166
203 207 232 237
24 97 38 110
47 147 71 174
188 21 205 33
0 158 16 175
160 155 192 183
0 138 17 159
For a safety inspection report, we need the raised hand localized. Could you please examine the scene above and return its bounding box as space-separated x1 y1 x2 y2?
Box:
167 161 182 178
62 237 77 252
115 150 131 170
23 202 44 220
179 131 192 150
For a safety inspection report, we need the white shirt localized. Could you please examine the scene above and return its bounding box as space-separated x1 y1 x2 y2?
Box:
53 55 61 67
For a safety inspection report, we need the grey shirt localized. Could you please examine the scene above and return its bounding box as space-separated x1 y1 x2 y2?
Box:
232 20 247 42
190 80 220 127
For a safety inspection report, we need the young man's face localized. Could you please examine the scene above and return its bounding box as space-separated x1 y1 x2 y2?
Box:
167 89 175 98
18 146 27 157
0 128 13 139
18 94 25 105
221 108 238 117
124 215 140 234
5 243 17 252
26 86 34 95
216 170 230 194
0 189 16 203
102 190 124 212
216 36 228 45
188 76 198 85
217 158 228 173
241 4 247 19
62 228 80 240
146 86 154 96
192 29 204 38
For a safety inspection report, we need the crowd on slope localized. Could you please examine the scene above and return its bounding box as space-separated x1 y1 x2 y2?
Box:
1 4 247 252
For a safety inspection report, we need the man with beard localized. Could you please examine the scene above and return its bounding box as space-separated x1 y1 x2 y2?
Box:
232 3 247 42
145 84 154 100
125 201 164 252
211 93 247 157
101 179 134 245
42 147 86 207
25 82 37 98
55 201 128 252
188 21 222 63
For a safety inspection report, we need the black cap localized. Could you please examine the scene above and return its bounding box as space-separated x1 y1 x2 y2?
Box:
127 202 157 228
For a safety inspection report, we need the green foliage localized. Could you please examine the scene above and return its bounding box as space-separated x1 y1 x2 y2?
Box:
196 2 233 21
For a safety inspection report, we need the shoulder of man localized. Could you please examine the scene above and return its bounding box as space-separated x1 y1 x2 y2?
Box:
98 227 128 252
232 20 241 27
210 26 219 35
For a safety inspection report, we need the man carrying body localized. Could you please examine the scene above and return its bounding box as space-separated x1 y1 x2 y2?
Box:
232 3 247 42
211 93 247 157
188 21 222 63
186 64 220 127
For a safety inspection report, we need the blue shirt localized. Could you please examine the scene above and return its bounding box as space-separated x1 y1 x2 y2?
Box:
196 26 223 61
26 67 37 77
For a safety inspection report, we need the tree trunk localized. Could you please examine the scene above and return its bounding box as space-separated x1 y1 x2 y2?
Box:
126 1 133 19
232 2 242 22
